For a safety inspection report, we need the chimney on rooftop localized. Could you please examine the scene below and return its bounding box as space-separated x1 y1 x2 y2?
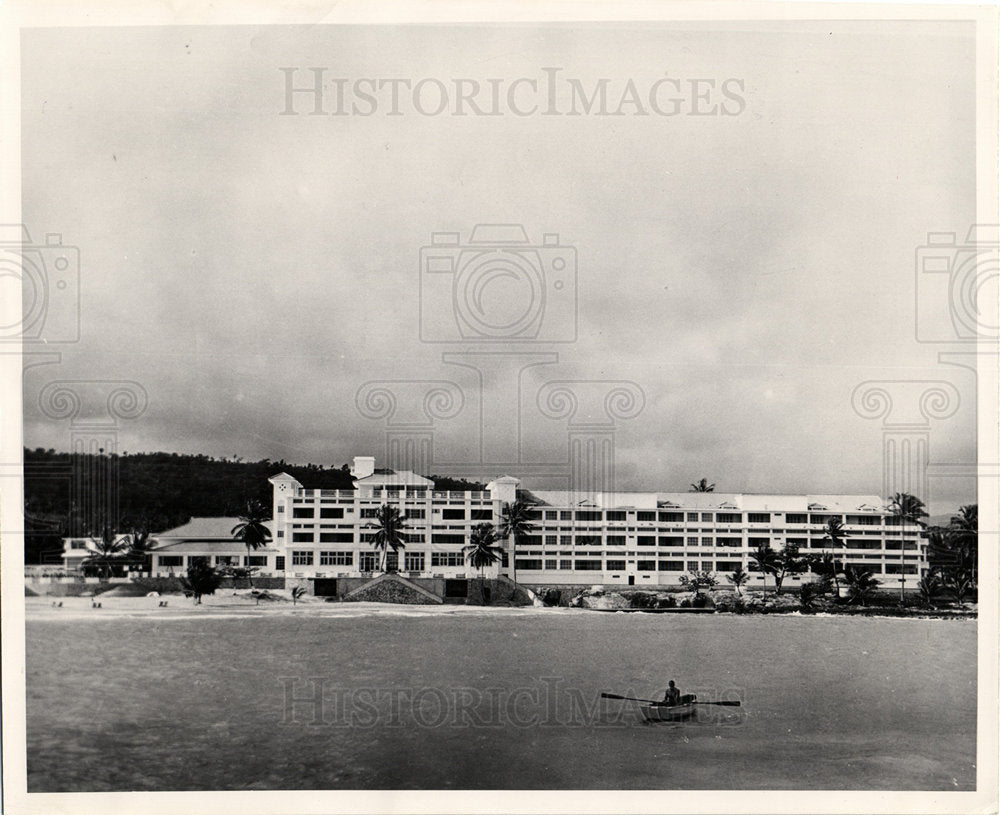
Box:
351 456 376 479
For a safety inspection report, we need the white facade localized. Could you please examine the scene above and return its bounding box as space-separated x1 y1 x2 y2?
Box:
268 457 929 590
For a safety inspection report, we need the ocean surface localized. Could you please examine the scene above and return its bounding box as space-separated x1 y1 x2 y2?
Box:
25 608 977 791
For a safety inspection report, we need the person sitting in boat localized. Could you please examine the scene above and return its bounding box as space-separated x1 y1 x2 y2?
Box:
662 680 681 706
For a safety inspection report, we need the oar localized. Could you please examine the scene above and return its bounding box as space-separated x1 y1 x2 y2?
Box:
600 692 742 707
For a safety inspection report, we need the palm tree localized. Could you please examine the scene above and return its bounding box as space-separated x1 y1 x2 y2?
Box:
367 504 407 573
83 525 130 579
843 565 879 605
726 565 749 596
822 518 846 595
947 504 978 582
124 522 154 576
497 500 536 585
231 499 272 587
887 493 928 602
750 540 780 602
689 479 715 492
464 522 503 599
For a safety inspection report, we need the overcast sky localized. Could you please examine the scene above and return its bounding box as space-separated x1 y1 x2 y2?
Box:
19 22 979 513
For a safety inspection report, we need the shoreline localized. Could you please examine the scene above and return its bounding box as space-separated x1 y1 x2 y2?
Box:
23 595 977 622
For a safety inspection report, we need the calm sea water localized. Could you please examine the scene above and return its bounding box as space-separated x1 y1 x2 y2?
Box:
25 609 976 791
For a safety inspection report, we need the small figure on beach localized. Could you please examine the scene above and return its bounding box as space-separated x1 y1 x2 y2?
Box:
662 680 681 706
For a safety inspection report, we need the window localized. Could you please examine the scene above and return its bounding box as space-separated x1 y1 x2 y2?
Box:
701 513 714 522
442 508 466 520
786 514 807 524
560 535 572 546
559 560 572 570
432 533 465 545
319 551 353 566
544 511 558 520
605 559 626 571
636 511 656 522
245 555 267 566
470 508 492 521
522 535 542 546
70 539 88 549
276 530 284 538
606 535 626 546
659 536 683 547
360 508 379 519
559 511 573 520
359 553 377 571
637 536 656 546
847 515 877 525
747 513 770 523
292 532 314 543
545 559 558 570
320 532 354 543
515 559 543 570
545 535 557 545
320 507 344 519
717 513 742 524
717 537 742 548
431 552 465 567
407 509 426 519
686 513 699 522
659 512 684 523
605 511 626 522
576 511 602 521
637 560 657 571
405 553 425 572
749 537 770 546
275 556 285 570
716 560 742 572
215 555 237 565
385 553 399 571
659 560 684 571
574 559 603 571
576 535 600 546
277 505 285 513
700 537 713 546
292 507 315 519
291 550 314 566
158 555 183 567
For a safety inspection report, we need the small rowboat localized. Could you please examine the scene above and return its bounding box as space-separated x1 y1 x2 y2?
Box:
640 694 697 723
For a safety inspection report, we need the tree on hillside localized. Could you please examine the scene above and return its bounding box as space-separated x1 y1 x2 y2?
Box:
689 479 715 492
887 493 928 602
231 499 272 587
82 526 130 579
367 504 407 573
497 500 536 585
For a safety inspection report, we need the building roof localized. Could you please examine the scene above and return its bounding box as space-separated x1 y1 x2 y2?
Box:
525 491 887 512
153 539 279 554
354 469 434 487
152 517 276 540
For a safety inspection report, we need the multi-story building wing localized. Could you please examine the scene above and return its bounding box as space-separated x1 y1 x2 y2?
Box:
266 456 928 591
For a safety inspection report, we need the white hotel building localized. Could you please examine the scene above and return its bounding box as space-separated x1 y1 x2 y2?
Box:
264 456 927 591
